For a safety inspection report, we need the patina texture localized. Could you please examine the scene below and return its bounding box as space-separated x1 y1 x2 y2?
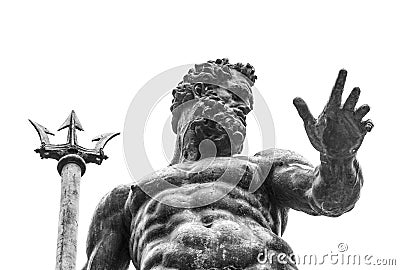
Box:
82 59 373 270
30 111 120 270
57 161 82 270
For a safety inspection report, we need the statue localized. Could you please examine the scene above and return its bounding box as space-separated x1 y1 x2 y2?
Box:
82 59 373 270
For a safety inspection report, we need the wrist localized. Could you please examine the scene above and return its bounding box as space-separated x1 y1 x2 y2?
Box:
320 151 356 164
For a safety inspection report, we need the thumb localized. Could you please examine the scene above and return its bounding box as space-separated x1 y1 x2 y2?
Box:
293 97 315 124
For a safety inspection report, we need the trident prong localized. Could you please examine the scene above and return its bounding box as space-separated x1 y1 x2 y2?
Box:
30 110 120 166
92 132 121 151
29 119 55 145
57 110 84 146
30 110 119 270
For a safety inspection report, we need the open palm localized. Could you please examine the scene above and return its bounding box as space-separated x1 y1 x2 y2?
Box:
293 70 373 158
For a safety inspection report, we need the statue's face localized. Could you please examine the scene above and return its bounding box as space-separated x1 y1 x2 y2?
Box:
174 82 252 161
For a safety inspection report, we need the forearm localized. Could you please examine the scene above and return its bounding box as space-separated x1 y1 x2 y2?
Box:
309 154 363 216
255 148 363 217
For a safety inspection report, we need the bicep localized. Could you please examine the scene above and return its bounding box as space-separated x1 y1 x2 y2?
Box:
254 149 320 215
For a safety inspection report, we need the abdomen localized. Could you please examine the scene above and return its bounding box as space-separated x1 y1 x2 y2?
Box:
130 183 293 270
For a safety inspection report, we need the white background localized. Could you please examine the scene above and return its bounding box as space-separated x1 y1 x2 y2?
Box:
1 1 399 269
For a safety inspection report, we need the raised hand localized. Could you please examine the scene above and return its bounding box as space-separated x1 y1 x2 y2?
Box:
293 69 373 158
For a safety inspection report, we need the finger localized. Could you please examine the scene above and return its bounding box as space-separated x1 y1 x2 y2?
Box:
342 112 361 138
343 87 360 111
327 69 347 109
293 97 315 124
355 104 370 120
361 119 374 132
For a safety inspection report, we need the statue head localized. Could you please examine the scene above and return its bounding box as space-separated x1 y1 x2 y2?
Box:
170 58 257 163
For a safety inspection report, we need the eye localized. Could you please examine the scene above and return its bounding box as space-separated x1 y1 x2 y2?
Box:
230 92 244 102
214 88 231 101
193 83 204 96
201 215 214 228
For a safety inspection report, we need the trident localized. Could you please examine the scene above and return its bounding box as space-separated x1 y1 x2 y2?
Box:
29 110 120 270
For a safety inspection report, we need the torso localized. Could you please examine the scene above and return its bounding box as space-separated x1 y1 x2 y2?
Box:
127 156 294 270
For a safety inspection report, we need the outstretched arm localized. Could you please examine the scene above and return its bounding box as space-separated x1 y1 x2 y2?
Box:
260 148 363 217
261 70 373 217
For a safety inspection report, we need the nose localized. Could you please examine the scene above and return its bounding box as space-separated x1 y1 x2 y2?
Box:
236 105 250 115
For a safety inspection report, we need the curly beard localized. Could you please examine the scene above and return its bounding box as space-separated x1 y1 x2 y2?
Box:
181 96 246 161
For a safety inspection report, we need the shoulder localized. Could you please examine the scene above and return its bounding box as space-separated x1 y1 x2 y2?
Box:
91 184 132 223
86 184 132 253
95 184 131 211
253 148 313 167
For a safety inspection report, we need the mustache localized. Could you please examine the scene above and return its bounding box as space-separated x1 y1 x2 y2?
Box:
183 96 246 158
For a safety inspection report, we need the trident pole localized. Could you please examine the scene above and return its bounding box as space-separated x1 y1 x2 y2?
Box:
29 110 119 270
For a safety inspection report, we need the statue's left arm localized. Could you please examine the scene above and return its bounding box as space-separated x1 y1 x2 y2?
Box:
258 70 373 217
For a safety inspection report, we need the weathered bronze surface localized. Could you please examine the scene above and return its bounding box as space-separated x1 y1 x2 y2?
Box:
30 111 120 270
30 110 120 170
82 59 373 270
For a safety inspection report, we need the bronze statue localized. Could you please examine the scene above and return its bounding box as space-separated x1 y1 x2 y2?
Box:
82 59 373 270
